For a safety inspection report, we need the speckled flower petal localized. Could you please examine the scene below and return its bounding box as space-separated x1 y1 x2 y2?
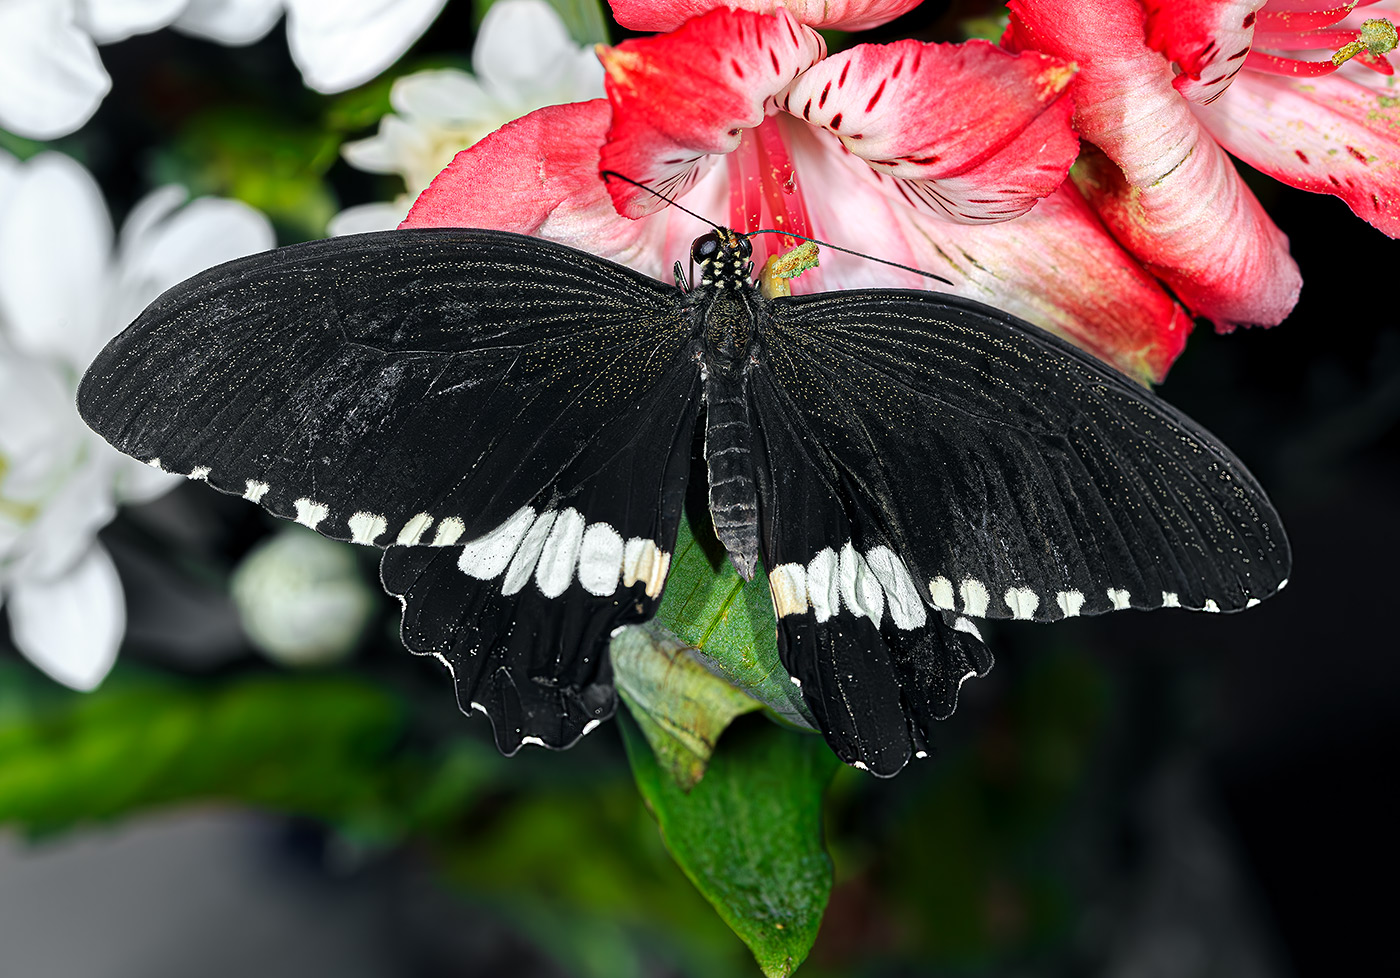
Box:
780 39 1077 223
1143 0 1267 103
597 7 826 217
1193 67 1400 236
610 0 922 32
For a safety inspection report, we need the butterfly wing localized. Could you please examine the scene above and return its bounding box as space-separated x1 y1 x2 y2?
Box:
752 288 1290 773
78 227 701 751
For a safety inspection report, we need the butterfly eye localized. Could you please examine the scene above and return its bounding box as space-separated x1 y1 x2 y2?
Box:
692 233 722 264
736 236 753 259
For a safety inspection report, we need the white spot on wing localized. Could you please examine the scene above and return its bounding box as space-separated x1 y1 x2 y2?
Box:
348 511 388 545
915 750 929 759
520 736 545 747
790 676 802 687
768 563 809 617
503 510 557 595
1202 599 1221 613
536 508 586 598
805 548 838 622
928 575 955 610
396 512 433 546
294 498 328 530
952 616 982 641
838 542 884 625
1004 587 1039 620
1276 578 1289 591
1245 597 1260 608
622 538 670 597
188 466 210 481
1056 590 1085 617
577 522 625 596
1162 591 1181 608
469 701 488 714
581 719 601 736
852 761 869 772
865 546 926 629
243 480 269 503
1107 587 1131 610
959 578 990 617
147 458 165 471
432 516 465 546
457 506 535 579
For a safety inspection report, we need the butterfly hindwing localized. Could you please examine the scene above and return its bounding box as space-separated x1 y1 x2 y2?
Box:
750 367 995 775
760 289 1290 625
381 353 701 752
78 227 703 750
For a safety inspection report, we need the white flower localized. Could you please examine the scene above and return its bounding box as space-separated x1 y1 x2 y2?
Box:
0 0 446 140
231 527 374 668
330 0 604 235
0 150 274 690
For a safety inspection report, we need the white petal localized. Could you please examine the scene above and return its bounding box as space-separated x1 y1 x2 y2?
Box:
75 0 187 44
0 152 112 366
327 200 411 236
0 0 110 139
285 0 448 93
473 0 579 100
111 194 274 334
390 68 490 121
174 0 283 45
6 543 125 691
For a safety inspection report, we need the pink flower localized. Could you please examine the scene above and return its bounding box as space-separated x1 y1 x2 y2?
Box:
1005 0 1399 334
405 1 1197 382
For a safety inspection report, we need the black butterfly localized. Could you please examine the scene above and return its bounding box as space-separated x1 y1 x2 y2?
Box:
77 226 1290 776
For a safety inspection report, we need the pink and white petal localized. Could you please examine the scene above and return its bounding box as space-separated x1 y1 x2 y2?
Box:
285 0 447 94
1194 69 1400 236
1143 0 1267 104
74 0 186 44
0 152 112 367
174 0 283 45
1007 0 1300 327
7 543 125 691
781 39 1077 222
1073 142 1300 330
598 7 825 217
0 0 110 140
610 0 922 33
785 121 1192 382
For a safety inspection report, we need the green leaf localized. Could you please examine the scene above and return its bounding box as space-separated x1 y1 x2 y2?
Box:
621 713 839 978
612 623 761 789
655 514 816 730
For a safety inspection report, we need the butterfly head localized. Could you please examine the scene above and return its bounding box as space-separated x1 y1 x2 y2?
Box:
692 230 753 289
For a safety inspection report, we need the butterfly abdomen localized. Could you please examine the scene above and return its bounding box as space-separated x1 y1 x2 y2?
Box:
705 371 760 581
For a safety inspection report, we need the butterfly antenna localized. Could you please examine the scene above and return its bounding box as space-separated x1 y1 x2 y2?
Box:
599 170 722 231
748 228 955 287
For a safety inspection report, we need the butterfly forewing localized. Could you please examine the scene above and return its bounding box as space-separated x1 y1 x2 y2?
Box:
77 228 701 751
759 289 1290 625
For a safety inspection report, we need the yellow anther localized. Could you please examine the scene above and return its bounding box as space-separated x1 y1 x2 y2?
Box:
1332 18 1398 67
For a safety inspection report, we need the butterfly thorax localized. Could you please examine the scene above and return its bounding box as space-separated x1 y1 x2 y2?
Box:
689 229 763 581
